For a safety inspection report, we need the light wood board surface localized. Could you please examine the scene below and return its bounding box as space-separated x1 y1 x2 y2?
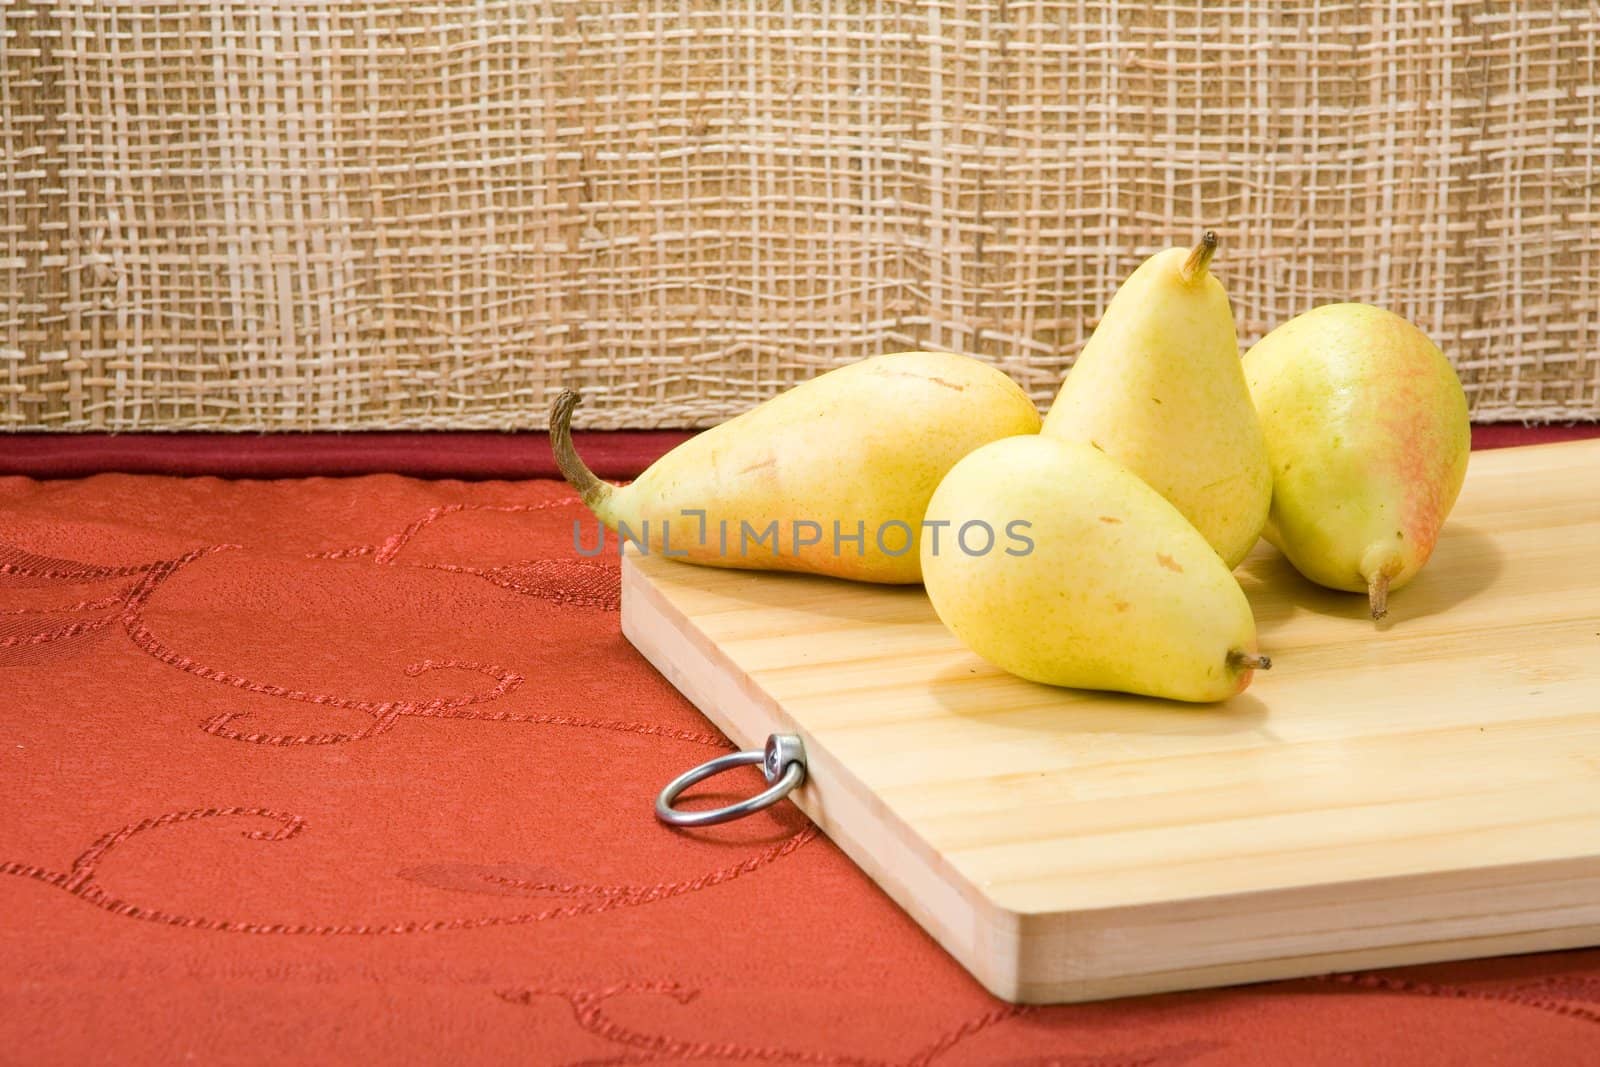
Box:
621 439 1600 1003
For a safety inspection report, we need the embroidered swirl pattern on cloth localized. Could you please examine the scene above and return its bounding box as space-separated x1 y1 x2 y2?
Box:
3 470 1600 1064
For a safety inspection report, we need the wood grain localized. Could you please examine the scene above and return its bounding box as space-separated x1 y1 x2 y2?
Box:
621 439 1600 1003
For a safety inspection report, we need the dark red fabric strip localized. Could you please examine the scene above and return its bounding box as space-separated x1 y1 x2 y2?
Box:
0 430 695 481
1468 423 1600 449
1 424 1596 480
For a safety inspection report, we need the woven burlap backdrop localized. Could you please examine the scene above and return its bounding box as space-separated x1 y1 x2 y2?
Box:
3 2 1597 430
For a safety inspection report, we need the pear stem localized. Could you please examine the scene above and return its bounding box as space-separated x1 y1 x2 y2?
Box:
1179 231 1218 284
1228 650 1272 671
548 389 614 513
1368 571 1390 621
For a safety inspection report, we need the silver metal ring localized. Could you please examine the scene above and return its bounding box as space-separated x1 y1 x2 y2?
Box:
655 733 806 828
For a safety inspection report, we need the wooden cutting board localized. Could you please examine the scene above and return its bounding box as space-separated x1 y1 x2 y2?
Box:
621 439 1600 1004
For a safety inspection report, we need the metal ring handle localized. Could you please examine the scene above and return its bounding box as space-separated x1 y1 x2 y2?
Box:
655 733 806 828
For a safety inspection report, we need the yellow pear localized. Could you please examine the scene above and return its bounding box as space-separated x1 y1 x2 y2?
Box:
1243 303 1470 620
1042 233 1271 568
921 435 1269 702
549 351 1041 583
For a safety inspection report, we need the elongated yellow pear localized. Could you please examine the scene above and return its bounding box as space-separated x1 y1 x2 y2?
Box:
1042 233 1271 568
550 351 1041 584
1243 303 1470 621
921 435 1269 702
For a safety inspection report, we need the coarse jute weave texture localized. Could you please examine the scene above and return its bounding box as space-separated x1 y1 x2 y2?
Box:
3 2 1598 430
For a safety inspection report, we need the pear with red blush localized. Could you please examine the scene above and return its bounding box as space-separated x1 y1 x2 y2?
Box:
1243 304 1471 622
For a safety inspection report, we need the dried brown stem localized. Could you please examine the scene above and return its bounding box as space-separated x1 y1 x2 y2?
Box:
1368 571 1390 621
548 389 613 513
1180 230 1218 283
1227 649 1272 672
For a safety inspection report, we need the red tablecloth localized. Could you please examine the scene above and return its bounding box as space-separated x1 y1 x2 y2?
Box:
4 431 1600 1064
